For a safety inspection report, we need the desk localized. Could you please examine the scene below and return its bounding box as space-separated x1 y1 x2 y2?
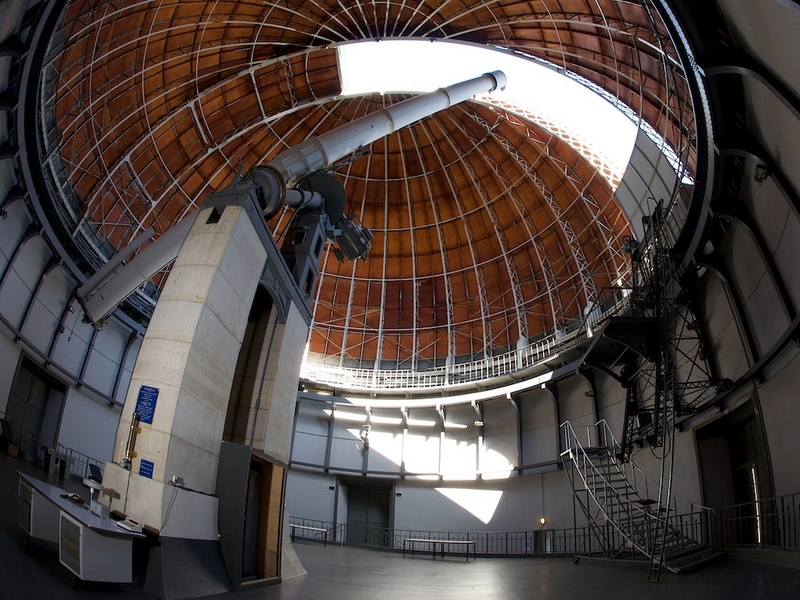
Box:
403 538 476 561
289 524 328 546
17 472 145 583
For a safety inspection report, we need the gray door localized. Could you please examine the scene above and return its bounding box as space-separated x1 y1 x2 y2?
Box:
6 359 63 458
346 484 390 546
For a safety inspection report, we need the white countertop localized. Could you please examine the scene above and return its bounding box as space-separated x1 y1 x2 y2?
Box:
18 471 145 538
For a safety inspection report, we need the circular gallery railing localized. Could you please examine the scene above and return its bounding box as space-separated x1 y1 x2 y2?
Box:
300 182 697 395
300 287 631 392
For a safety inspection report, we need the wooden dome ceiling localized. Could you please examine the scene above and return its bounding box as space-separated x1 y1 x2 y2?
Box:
43 0 698 370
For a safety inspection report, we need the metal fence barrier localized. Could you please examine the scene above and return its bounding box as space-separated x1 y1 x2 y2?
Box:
0 411 105 481
290 492 800 560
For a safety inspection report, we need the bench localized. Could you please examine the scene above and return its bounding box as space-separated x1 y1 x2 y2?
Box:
289 524 328 546
403 538 476 561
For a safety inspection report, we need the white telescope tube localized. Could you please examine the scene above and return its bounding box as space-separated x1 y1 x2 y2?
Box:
266 71 506 185
79 71 506 325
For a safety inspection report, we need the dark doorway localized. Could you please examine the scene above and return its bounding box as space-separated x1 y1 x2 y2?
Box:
218 444 286 589
224 285 277 445
696 399 773 545
242 463 263 579
6 357 66 459
344 478 392 546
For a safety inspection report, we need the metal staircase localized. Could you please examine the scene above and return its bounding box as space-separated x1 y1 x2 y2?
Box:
560 198 727 580
561 420 723 577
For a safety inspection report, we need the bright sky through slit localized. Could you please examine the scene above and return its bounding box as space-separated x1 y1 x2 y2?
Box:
338 40 638 181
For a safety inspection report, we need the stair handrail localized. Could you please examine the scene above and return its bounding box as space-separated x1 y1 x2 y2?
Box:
561 420 659 556
559 418 622 457
561 419 714 515
561 419 715 554
622 451 715 516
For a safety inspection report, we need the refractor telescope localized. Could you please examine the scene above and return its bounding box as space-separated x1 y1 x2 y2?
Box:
76 71 506 325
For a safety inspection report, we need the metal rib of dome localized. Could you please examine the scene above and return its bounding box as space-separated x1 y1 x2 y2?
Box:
38 0 699 387
297 98 630 368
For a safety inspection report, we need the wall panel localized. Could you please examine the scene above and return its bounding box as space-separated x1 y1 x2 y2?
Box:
482 398 518 477
328 417 364 472
285 469 336 522
557 376 594 428
49 301 95 377
82 319 128 397
20 266 72 353
695 273 750 381
0 200 30 268
0 333 21 415
722 223 787 356
58 387 121 466
519 388 558 466
755 350 800 495
0 236 51 327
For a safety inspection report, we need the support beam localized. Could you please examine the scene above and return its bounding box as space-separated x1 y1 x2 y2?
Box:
695 252 761 381
717 130 800 222
704 46 800 122
714 201 797 322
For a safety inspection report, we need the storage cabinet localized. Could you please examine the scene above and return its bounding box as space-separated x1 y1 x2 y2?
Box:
17 477 60 543
17 472 144 584
58 512 133 583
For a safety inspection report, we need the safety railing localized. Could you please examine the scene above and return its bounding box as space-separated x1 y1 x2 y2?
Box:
287 516 587 556
710 492 800 552
288 494 800 561
0 411 106 481
300 326 583 391
300 287 632 392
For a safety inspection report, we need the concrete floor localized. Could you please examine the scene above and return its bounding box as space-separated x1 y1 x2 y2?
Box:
2 452 799 600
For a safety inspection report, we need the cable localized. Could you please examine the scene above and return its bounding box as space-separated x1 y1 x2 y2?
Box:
160 485 179 532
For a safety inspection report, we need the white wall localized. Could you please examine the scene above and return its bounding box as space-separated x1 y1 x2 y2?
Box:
694 272 751 381
595 370 626 441
755 350 800 495
286 373 639 535
519 387 558 466
286 467 582 534
292 371 628 483
482 397 519 477
57 388 121 466
285 469 337 522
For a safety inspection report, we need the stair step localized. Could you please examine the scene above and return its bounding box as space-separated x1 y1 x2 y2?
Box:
582 446 614 456
665 546 725 573
632 498 657 506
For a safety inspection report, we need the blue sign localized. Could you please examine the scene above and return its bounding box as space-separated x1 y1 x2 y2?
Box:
139 459 154 479
135 385 159 424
